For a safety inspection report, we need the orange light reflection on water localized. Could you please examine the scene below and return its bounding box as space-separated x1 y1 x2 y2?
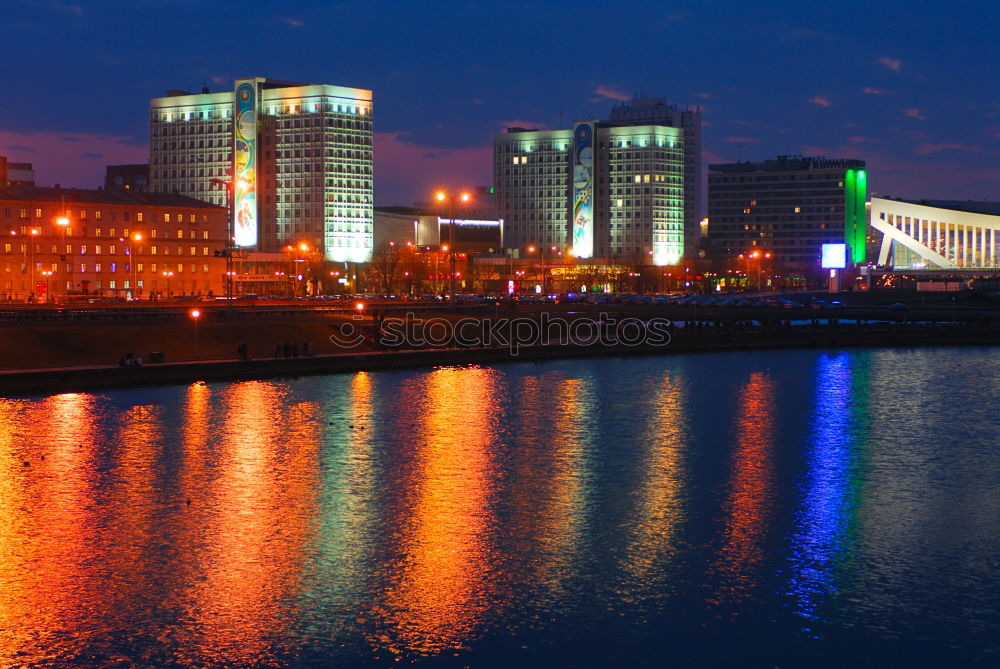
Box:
379 367 499 658
170 381 320 667
709 371 777 610
0 394 103 664
621 373 688 587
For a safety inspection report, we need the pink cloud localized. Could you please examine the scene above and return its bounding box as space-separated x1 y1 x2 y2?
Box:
593 85 631 102
808 95 832 108
284 17 304 27
914 142 983 155
863 87 887 95
374 132 492 206
693 92 712 99
879 57 902 72
0 130 147 188
904 108 925 120
724 136 760 144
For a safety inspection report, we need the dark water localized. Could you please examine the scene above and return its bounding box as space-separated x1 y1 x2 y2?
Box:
1 348 998 668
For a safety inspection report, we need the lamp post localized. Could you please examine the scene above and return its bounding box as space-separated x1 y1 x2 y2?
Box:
129 232 142 300
210 177 235 309
29 227 39 302
40 270 52 304
190 309 201 360
56 215 70 303
434 190 471 303
162 270 174 299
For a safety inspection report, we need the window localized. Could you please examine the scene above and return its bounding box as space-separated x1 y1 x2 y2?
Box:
35 208 42 218
202 247 208 256
137 213 144 222
151 246 157 255
177 230 184 239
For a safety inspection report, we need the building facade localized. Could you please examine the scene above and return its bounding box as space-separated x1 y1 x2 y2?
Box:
871 197 1000 270
0 186 227 301
608 97 702 255
707 156 867 267
149 77 374 262
0 156 36 188
494 120 685 266
105 164 149 193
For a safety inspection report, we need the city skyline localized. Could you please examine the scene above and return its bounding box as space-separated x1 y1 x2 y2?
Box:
2 0 998 206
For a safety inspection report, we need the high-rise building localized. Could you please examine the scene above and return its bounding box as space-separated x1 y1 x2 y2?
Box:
494 119 686 265
149 77 374 262
707 156 867 266
0 156 36 188
608 97 702 254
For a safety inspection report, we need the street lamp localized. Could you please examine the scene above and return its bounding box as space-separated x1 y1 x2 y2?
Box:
162 270 174 299
56 215 70 303
40 270 53 304
210 177 236 307
190 309 201 360
434 190 471 303
128 232 143 300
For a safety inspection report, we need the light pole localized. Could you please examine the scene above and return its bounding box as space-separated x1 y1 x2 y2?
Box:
162 270 174 299
28 227 39 302
210 177 235 309
40 270 53 304
434 190 471 303
129 232 142 300
190 309 201 359
56 215 70 303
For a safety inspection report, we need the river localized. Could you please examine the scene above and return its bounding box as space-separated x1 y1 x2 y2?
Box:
1 347 998 667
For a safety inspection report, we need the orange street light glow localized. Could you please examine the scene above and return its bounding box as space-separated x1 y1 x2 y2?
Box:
190 309 201 319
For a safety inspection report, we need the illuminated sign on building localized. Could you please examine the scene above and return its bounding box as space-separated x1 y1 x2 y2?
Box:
821 243 847 269
233 79 258 247
572 121 595 258
844 169 867 264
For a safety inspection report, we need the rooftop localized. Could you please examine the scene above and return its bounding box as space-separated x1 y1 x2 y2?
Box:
709 155 865 173
0 186 224 209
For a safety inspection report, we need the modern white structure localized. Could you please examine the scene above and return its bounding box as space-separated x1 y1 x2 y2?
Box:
871 197 1000 270
149 77 374 262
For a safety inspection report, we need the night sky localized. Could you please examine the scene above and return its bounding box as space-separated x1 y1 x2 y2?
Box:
2 0 998 207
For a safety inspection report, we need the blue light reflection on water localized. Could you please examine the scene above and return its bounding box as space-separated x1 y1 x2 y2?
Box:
786 352 860 634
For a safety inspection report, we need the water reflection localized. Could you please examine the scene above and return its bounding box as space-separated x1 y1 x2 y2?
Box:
787 353 862 631
0 394 103 664
620 372 688 589
710 371 777 610
170 381 320 667
378 367 500 657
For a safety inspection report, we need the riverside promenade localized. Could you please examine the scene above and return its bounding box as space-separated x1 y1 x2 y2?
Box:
2 319 997 396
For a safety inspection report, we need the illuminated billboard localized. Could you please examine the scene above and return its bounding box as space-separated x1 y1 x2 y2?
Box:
572 121 595 259
233 79 259 247
821 243 847 269
844 168 867 264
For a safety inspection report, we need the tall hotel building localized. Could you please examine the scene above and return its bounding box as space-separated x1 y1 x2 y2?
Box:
707 156 867 266
149 77 374 262
494 97 700 264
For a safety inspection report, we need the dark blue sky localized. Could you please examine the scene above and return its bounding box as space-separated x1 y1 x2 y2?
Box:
2 0 998 206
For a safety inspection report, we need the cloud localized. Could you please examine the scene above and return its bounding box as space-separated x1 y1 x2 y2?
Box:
472 97 484 105
0 130 147 188
879 57 902 72
724 136 760 144
693 92 712 99
284 17 304 27
904 108 925 120
808 95 832 107
593 85 630 102
914 143 982 155
373 132 492 206
863 87 887 95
